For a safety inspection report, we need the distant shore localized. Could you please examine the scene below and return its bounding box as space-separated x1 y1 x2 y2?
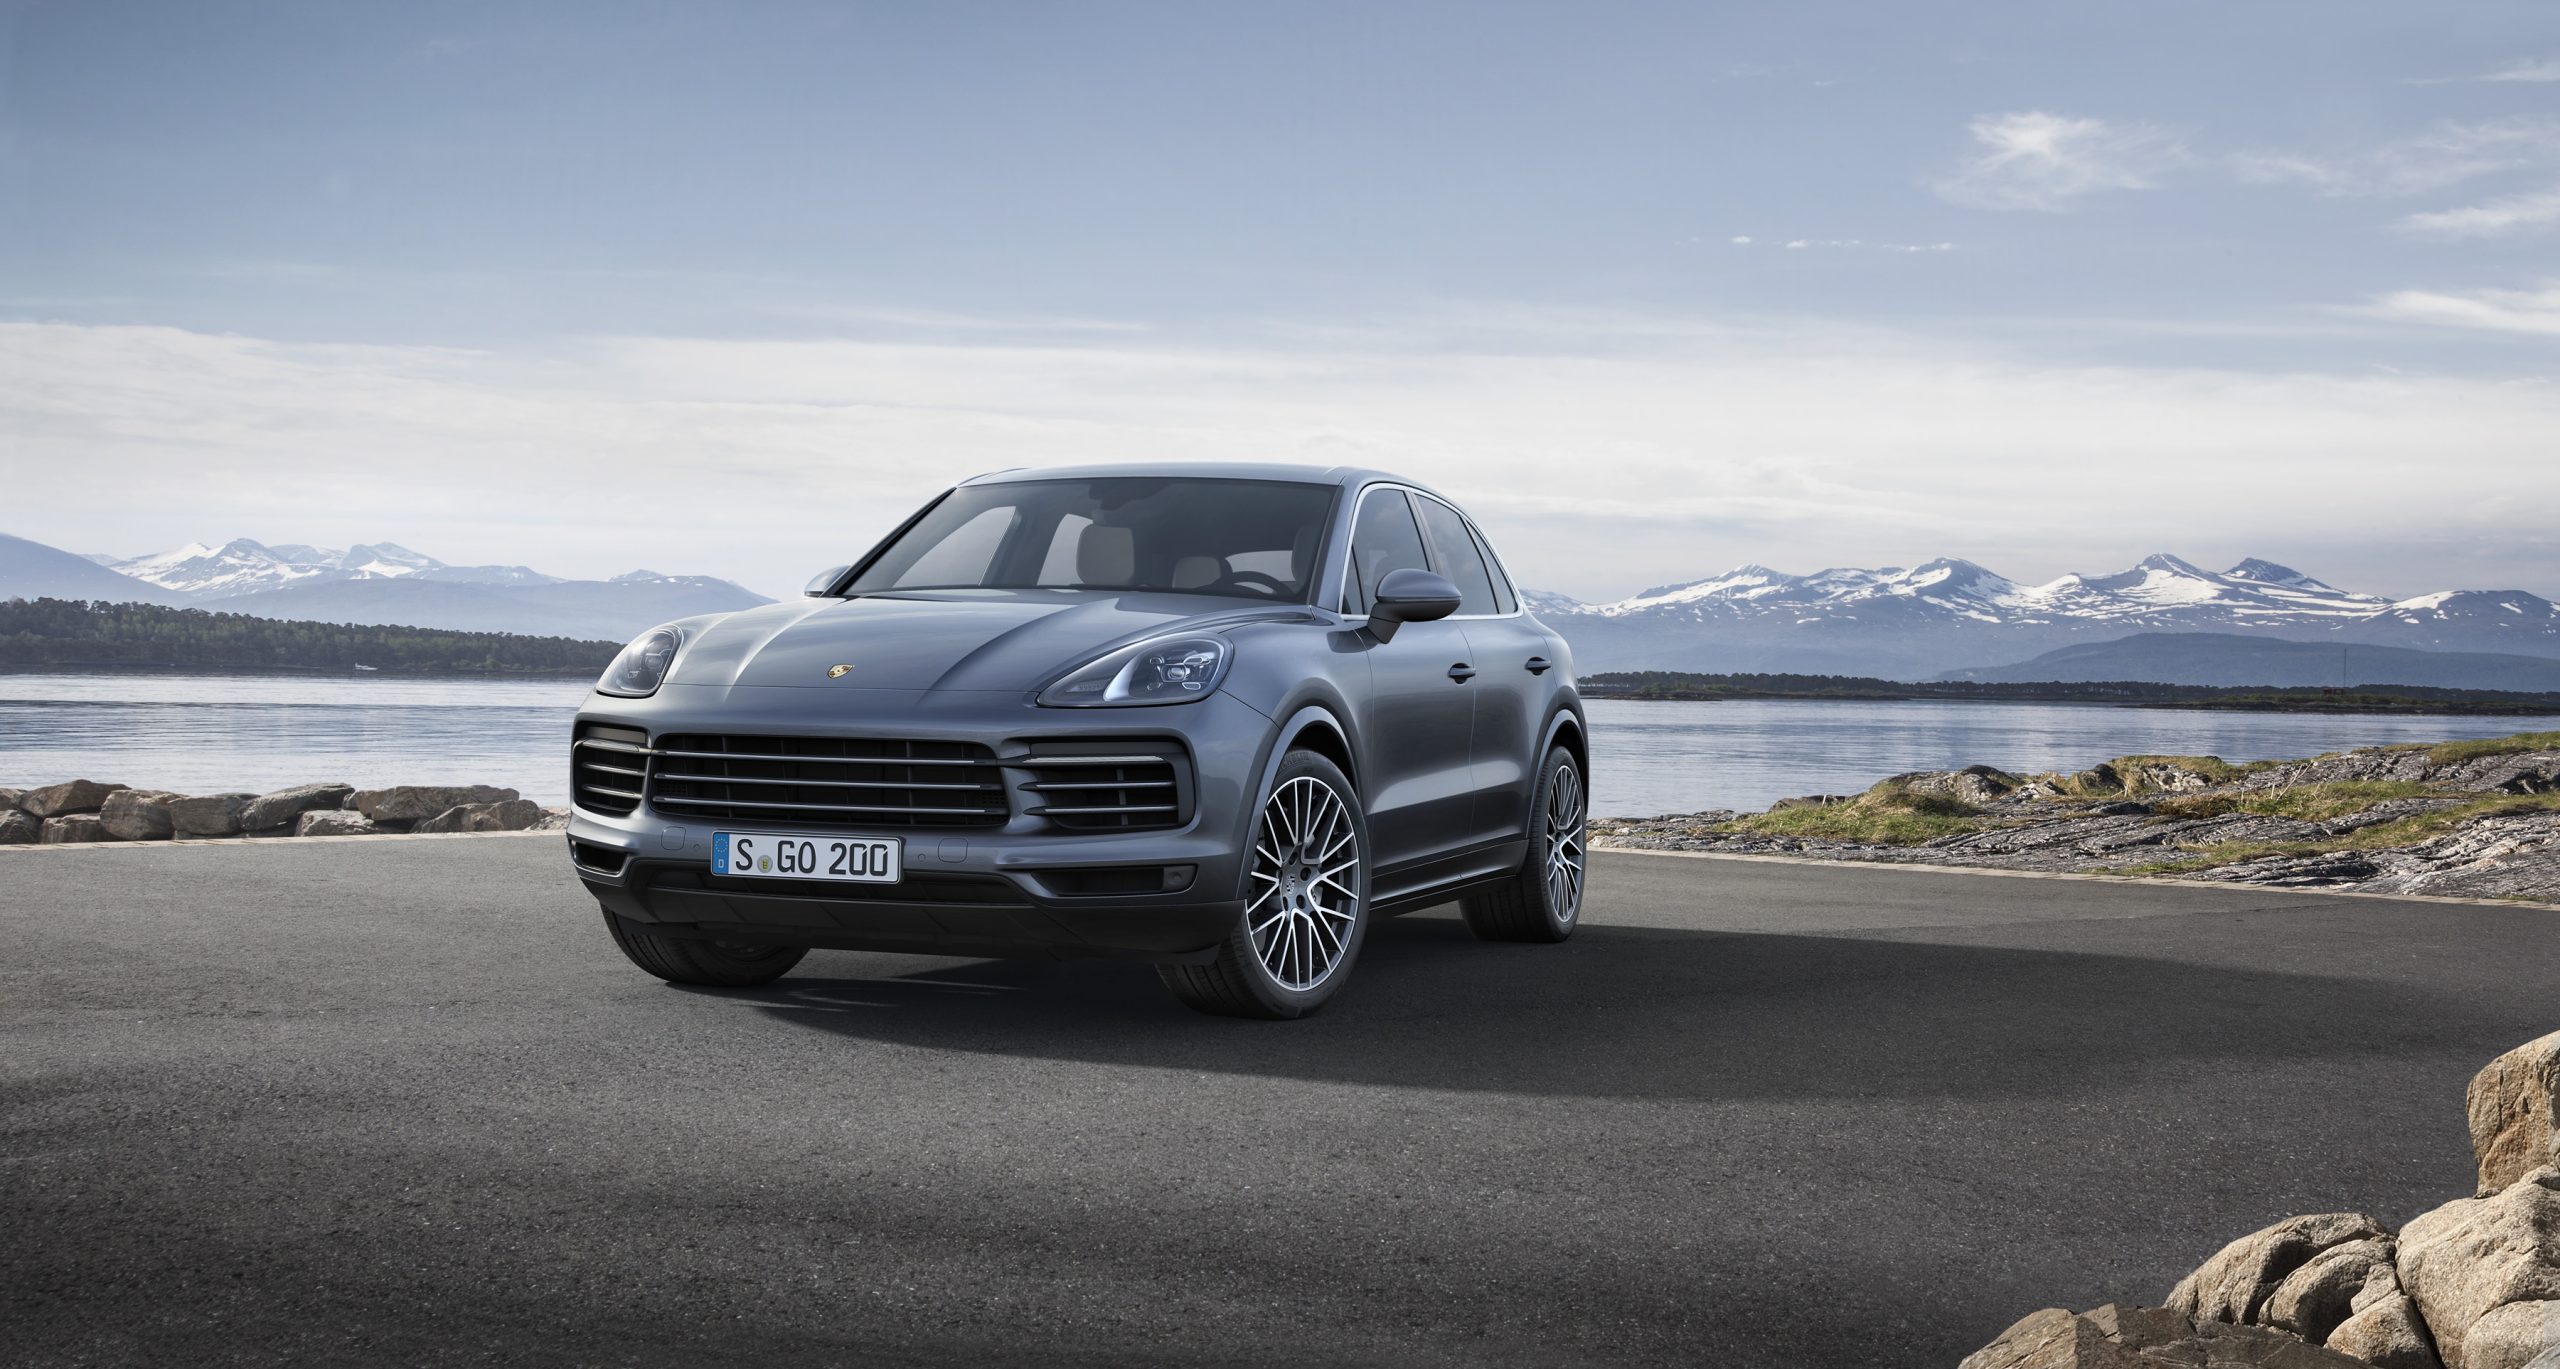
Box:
1584 671 2560 717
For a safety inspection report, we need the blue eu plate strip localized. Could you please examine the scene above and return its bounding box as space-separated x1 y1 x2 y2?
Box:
711 832 729 875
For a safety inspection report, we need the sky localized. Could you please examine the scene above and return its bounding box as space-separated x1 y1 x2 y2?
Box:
1 0 2555 603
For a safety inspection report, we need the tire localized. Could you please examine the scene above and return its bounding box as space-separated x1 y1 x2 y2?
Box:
1158 749 1372 1020
1462 745 1587 944
601 910 809 987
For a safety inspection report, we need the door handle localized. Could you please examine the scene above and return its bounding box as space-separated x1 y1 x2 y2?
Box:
1524 656 1552 675
1447 663 1477 683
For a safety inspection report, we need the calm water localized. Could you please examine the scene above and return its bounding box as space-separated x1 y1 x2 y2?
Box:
4 671 2555 815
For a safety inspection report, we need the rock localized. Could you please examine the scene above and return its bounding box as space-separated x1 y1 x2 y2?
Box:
535 806 571 831
2072 763 2124 794
2453 1300 2558 1369
0 786 22 811
2169 1212 2394 1327
239 782 355 833
1769 794 1850 811
40 815 109 843
295 810 380 837
2398 1169 2560 1369
165 793 256 838
98 789 179 841
0 810 37 844
2267 1238 2395 1343
2117 759 2226 794
350 784 520 823
1960 1303 2373 1368
21 779 128 818
412 798 545 834
2326 1293 2446 1369
2469 1032 2560 1197
1891 765 2024 806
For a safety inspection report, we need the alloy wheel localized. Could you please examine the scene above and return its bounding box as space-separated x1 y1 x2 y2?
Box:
1544 761 1586 924
1247 775 1362 991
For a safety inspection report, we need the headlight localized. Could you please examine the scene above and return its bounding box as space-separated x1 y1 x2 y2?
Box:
1037 635 1231 707
596 625 685 698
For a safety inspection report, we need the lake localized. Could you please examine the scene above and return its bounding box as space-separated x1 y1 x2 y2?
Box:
3 670 2555 816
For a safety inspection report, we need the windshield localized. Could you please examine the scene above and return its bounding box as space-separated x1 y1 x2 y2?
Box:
847 477 1338 602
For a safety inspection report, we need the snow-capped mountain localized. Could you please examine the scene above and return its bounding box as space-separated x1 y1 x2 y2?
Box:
108 539 562 599
1528 555 2560 680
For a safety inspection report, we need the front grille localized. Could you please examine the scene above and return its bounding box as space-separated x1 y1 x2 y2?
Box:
572 724 649 816
1018 746 1188 832
647 734 1007 829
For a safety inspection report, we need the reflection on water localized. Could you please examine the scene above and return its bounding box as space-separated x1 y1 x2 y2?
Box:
3 671 2554 816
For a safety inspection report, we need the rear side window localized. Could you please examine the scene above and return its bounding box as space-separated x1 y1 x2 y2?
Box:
1470 526 1518 614
1413 496 1499 616
1343 489 1430 615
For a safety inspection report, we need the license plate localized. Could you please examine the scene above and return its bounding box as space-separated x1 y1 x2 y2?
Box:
712 831 902 883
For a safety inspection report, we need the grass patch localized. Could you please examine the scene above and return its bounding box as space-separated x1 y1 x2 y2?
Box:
2151 779 2440 823
2132 792 2560 872
2426 731 2560 766
1726 783 1991 845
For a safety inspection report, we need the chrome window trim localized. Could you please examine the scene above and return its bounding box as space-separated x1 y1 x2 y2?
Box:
1331 480 1527 622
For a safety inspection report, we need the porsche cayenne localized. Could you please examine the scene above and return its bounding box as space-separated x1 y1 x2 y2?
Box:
566 464 1586 1018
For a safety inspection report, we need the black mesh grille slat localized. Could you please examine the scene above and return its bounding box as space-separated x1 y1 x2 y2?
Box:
1019 751 1186 832
648 734 1006 830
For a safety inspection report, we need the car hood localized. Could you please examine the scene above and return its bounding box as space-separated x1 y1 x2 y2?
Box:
664 589 1308 693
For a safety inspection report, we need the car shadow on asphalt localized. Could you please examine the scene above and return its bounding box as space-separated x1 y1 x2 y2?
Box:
674 911 2519 1103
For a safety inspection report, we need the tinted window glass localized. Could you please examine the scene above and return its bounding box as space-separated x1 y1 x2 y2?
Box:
1413 496 1499 615
848 478 1335 601
1343 489 1430 615
1470 526 1518 614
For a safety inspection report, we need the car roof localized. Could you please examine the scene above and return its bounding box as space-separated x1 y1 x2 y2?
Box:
957 462 1454 504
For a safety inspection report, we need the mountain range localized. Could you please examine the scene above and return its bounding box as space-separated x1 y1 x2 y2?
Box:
1528 554 2560 683
4 533 771 642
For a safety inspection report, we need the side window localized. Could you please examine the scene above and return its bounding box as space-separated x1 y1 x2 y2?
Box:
1413 496 1499 616
1343 489 1430 615
1470 525 1517 614
890 505 1015 588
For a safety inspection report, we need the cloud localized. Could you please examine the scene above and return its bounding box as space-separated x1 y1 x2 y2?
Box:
1934 111 2187 211
2483 57 2560 83
2364 283 2560 336
7 315 2560 601
2229 118 2560 198
2394 184 2560 239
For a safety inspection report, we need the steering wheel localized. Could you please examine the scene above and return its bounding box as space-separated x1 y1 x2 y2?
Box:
1215 570 1291 598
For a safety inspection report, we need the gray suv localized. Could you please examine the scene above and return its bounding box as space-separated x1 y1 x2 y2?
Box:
567 464 1585 1018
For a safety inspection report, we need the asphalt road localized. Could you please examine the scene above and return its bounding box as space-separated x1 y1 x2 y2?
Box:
5 838 2556 1368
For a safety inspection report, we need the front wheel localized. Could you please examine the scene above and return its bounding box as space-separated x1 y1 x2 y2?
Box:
1158 749 1371 1019
1462 745 1586 943
602 910 808 987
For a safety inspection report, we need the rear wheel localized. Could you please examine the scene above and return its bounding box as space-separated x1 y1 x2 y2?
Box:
1462 745 1586 943
1158 750 1371 1019
602 910 808 987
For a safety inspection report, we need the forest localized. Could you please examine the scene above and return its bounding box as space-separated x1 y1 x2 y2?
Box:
0 599 620 675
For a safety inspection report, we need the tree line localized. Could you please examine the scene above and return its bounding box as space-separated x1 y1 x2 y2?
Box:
1583 670 2560 714
0 599 620 675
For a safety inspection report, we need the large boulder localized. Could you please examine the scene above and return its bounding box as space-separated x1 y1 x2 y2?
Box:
0 786 23 811
350 785 519 823
239 782 355 833
2265 1238 2397 1344
2169 1212 2394 1327
166 793 256 838
21 779 127 818
2398 1168 2560 1369
98 789 179 841
1887 765 2024 806
0 810 37 844
412 798 544 834
2451 1300 2558 1369
2469 1032 2560 1197
40 815 109 843
295 810 380 837
1960 1303 2373 1368
2326 1291 2445 1369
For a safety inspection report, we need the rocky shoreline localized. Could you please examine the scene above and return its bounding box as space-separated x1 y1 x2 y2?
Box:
1594 732 2560 903
0 779 568 844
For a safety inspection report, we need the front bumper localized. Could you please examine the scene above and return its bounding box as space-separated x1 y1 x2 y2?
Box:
565 683 1271 963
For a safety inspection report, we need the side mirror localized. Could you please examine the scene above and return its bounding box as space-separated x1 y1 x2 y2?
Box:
804 565 852 597
1367 567 1461 642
